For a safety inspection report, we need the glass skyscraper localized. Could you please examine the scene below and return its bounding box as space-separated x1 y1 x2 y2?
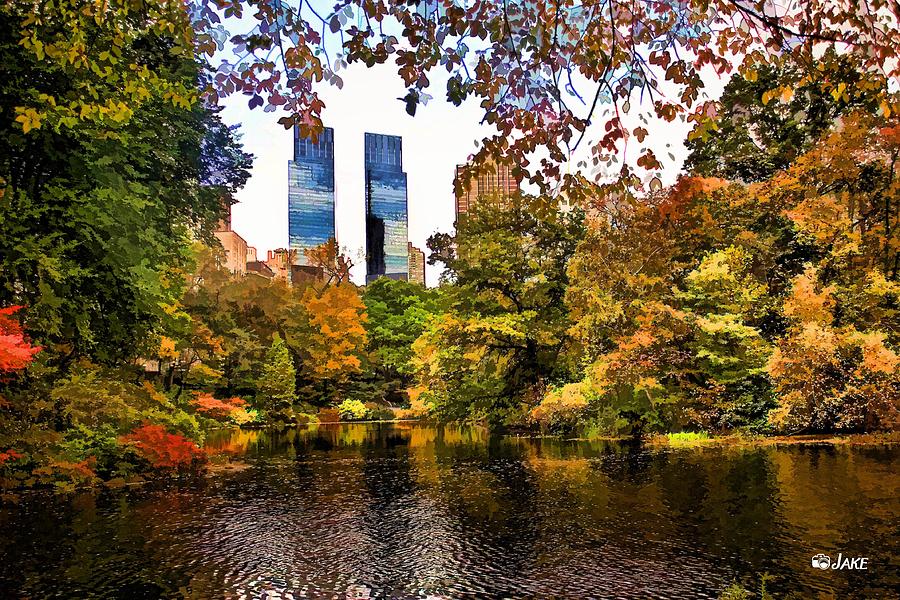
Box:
288 126 335 266
365 133 409 283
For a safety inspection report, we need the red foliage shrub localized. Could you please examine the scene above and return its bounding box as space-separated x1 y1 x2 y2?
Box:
0 449 23 467
119 424 205 469
189 393 246 419
0 306 41 373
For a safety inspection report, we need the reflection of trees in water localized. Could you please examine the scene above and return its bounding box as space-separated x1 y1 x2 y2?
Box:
353 424 432 595
3 427 899 598
655 449 785 579
770 444 900 597
414 430 544 596
586 440 655 485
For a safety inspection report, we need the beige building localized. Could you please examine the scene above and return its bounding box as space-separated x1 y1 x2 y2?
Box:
454 159 520 220
408 242 426 286
214 208 248 275
246 246 258 263
266 249 295 282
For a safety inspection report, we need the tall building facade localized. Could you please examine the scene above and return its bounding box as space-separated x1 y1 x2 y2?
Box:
213 202 248 275
289 126 335 266
454 159 519 220
408 242 426 286
365 133 409 283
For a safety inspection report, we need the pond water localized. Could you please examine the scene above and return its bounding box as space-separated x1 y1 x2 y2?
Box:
0 424 897 599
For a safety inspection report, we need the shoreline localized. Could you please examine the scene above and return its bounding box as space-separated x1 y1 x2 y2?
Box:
224 422 900 448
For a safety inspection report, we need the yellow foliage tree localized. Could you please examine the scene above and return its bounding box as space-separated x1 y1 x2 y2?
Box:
291 285 368 394
768 272 900 433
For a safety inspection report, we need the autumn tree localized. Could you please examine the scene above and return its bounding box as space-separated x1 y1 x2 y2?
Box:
767 270 900 432
178 245 299 397
10 0 898 191
685 52 886 182
180 0 900 189
0 306 41 374
287 284 368 402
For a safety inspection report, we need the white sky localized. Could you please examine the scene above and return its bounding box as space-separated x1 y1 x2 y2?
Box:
221 61 725 286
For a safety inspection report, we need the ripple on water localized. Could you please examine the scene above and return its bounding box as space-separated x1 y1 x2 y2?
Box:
0 425 897 599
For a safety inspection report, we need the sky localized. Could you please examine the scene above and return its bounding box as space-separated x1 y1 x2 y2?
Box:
220 59 718 286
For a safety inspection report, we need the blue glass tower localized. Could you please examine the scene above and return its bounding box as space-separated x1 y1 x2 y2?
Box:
288 126 335 265
365 133 409 283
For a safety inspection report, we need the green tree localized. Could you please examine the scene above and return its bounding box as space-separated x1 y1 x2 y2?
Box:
179 245 295 398
685 52 883 182
257 334 296 423
0 12 251 366
362 278 443 383
416 195 585 424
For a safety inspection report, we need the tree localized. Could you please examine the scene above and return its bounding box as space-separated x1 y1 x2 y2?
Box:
179 245 295 397
685 52 885 182
304 238 355 288
767 270 900 433
416 194 585 424
362 278 443 382
6 0 197 134
183 0 900 187
288 285 368 401
12 1 898 188
257 334 297 422
0 12 252 366
0 306 41 374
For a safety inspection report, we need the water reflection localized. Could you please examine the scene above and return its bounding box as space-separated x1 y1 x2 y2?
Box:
1 424 897 598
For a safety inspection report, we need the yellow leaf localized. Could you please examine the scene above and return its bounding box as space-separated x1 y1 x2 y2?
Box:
14 107 42 133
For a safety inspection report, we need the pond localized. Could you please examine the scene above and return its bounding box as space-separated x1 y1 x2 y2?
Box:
0 424 897 599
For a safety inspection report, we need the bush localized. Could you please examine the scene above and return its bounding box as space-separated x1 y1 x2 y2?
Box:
295 412 319 425
229 407 260 426
531 382 592 433
119 424 205 470
365 404 396 421
317 408 340 423
667 431 710 444
337 399 369 421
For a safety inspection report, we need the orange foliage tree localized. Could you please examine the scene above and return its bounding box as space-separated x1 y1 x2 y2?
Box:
289 284 368 396
189 393 246 419
119 424 205 469
767 270 900 432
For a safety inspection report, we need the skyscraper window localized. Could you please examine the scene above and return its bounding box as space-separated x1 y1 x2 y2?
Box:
288 127 335 266
365 133 409 283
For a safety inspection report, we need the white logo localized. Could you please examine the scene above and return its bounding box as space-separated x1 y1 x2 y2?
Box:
812 553 869 570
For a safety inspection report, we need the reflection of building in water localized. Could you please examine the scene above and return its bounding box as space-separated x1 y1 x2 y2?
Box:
289 126 336 266
365 132 408 283
407 242 426 286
